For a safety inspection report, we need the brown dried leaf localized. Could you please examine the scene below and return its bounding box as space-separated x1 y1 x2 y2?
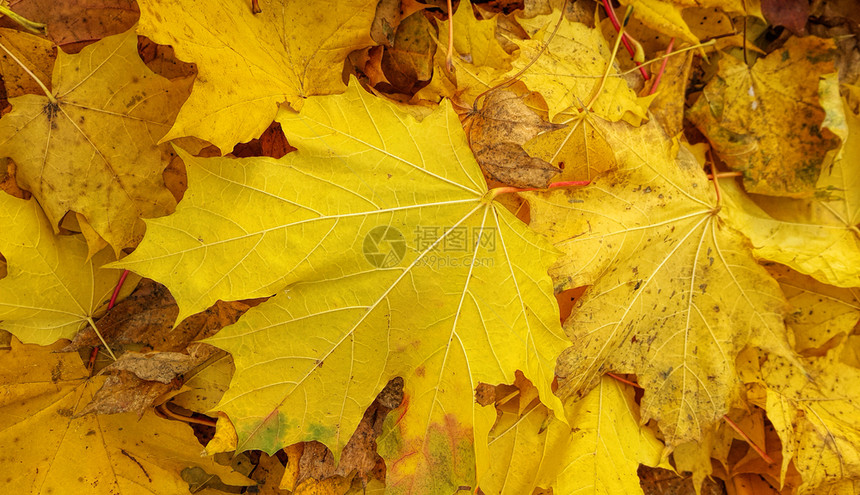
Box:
469 90 563 188
0 0 139 48
65 279 252 352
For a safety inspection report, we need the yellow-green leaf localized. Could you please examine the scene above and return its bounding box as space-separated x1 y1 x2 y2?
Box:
0 193 133 345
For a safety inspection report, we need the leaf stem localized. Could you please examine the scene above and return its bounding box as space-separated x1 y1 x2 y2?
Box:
86 316 117 361
491 180 591 198
157 403 217 427
87 269 130 371
600 0 649 80
585 6 633 111
0 4 47 34
446 0 455 75
0 39 55 103
722 414 774 464
648 38 675 95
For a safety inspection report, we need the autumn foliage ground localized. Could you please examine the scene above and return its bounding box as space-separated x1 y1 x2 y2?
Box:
0 0 859 494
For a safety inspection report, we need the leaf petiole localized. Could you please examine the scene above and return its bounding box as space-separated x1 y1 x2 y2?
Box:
490 180 590 198
0 4 46 34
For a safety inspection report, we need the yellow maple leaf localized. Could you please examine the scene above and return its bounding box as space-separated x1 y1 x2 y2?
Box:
0 193 134 345
766 264 860 356
0 27 190 253
481 375 667 495
414 0 512 106
617 0 700 45
0 338 253 494
511 13 652 124
114 80 569 492
719 95 860 287
688 36 841 198
525 119 797 446
761 351 860 493
137 0 377 152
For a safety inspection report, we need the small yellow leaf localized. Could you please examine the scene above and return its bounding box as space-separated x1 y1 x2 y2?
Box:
0 193 132 345
618 0 700 45
482 375 665 495
137 0 377 152
511 14 652 123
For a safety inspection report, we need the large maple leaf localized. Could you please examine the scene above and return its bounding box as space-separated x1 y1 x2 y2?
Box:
0 27 190 253
525 119 798 447
114 81 569 492
136 0 377 153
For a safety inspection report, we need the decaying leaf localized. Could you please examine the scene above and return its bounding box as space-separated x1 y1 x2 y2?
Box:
115 80 569 492
526 119 797 446
0 338 252 494
469 90 563 188
688 36 841 197
0 0 139 47
136 0 377 152
0 27 191 253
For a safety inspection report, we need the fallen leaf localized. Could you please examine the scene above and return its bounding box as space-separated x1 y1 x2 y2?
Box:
766 263 860 356
761 0 809 33
526 119 796 446
761 351 860 494
414 0 512 106
136 0 377 152
0 193 134 345
380 10 435 94
65 279 251 353
688 36 841 197
480 374 666 494
468 90 563 187
75 369 177 416
618 0 700 45
511 13 652 124
0 27 54 97
115 80 569 492
0 338 252 494
523 112 618 182
717 92 860 288
0 27 191 253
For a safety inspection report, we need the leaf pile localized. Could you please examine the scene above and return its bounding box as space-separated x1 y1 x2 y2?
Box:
1 1 859 494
